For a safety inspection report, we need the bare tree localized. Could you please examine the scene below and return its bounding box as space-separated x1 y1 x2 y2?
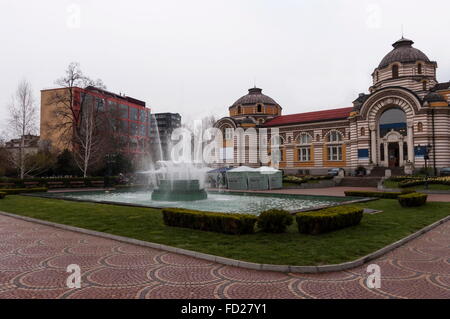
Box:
48 62 110 177
7 80 38 179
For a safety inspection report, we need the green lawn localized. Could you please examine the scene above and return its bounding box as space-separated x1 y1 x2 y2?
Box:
384 180 450 191
0 195 449 266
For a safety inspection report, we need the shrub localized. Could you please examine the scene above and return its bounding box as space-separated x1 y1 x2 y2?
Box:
296 206 363 235
162 208 257 235
344 190 404 199
257 209 293 233
0 192 6 199
399 176 450 188
398 193 428 207
0 188 48 195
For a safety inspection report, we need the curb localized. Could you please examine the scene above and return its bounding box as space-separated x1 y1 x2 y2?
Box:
0 210 448 274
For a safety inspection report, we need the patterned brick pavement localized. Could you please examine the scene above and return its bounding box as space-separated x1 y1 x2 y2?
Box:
0 214 449 299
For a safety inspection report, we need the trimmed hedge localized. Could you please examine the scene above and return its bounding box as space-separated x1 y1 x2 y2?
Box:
283 175 333 185
162 208 257 235
296 206 363 235
0 177 118 188
344 190 414 199
0 192 6 199
0 188 48 195
399 177 450 188
257 209 293 233
398 193 428 207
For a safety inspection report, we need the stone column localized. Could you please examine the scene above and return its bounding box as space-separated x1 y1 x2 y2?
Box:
399 140 404 166
407 121 414 163
369 124 377 164
383 142 389 167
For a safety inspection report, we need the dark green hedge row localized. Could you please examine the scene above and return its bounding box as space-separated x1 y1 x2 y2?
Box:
398 193 428 207
399 179 450 188
283 175 333 185
257 209 293 233
0 192 6 199
296 206 364 235
0 177 117 188
0 188 48 195
162 208 257 235
344 190 414 199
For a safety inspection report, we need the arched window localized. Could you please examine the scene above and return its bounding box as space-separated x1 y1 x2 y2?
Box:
417 122 423 132
316 134 320 142
298 133 313 145
360 127 365 136
257 104 262 113
326 131 343 161
328 131 343 143
237 106 242 114
422 81 427 91
392 65 399 79
418 63 423 75
379 107 407 137
297 133 313 162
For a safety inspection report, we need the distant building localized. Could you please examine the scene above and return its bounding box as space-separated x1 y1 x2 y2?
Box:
40 86 151 156
150 113 181 160
5 134 41 156
214 37 450 175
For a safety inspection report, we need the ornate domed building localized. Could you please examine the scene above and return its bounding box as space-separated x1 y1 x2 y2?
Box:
214 37 450 175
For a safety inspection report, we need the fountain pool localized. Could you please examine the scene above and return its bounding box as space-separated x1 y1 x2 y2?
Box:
42 190 360 215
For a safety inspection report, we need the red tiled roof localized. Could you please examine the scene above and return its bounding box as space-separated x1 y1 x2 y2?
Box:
263 107 353 127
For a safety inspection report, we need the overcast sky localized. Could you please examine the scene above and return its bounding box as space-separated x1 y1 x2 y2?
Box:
1 0 450 138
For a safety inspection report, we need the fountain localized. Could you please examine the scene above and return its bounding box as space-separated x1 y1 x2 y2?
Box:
149 161 209 201
142 115 210 202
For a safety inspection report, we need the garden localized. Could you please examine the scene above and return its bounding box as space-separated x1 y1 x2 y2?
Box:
0 194 448 266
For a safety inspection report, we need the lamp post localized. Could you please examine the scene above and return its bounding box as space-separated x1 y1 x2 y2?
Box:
105 153 116 188
423 144 432 190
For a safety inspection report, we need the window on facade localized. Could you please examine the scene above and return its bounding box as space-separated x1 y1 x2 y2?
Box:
392 65 399 78
422 81 427 91
96 98 104 112
360 127 365 136
417 122 423 132
139 109 146 122
119 104 129 119
327 145 342 161
376 71 379 82
418 63 422 75
328 131 342 142
257 104 262 113
299 133 312 145
237 106 242 114
298 147 311 162
379 107 407 137
316 134 320 142
130 107 139 121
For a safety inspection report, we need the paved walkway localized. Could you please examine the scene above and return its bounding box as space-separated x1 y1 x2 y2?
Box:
0 214 449 299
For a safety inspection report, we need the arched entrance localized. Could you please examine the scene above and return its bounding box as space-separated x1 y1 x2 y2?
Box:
378 108 408 167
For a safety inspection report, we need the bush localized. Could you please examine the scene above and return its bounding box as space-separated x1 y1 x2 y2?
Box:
398 193 428 207
0 192 6 199
344 190 404 199
0 177 118 189
399 176 450 188
162 208 257 235
296 206 363 235
0 188 48 195
257 209 293 233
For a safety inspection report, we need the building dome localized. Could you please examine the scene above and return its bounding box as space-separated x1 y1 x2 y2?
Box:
232 87 279 107
378 38 430 69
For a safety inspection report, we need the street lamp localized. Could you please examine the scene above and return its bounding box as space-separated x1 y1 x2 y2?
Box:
423 144 432 190
105 153 116 188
